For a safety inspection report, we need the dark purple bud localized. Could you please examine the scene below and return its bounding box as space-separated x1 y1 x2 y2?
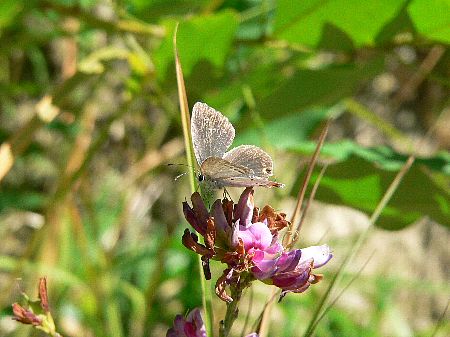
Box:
183 201 206 235
211 200 229 243
233 187 254 227
201 256 211 280
182 229 213 257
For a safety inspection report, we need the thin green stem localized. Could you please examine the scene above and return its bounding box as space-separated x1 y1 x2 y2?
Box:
173 24 213 337
220 276 250 337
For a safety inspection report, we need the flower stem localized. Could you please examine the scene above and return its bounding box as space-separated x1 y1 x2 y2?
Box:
220 286 241 337
220 274 251 337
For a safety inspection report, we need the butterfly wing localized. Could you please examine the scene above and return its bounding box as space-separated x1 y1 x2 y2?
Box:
201 157 284 188
223 145 274 178
191 102 235 165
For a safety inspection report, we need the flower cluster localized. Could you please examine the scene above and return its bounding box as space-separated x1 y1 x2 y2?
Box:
12 277 62 337
167 308 257 337
182 187 332 302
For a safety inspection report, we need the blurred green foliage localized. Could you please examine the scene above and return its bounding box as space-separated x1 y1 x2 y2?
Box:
0 0 449 336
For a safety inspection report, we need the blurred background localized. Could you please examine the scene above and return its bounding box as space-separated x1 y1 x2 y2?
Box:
0 0 449 336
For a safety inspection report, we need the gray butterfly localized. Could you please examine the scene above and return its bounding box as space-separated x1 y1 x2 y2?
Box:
191 102 284 189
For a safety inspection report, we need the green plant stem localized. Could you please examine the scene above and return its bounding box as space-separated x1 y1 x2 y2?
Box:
220 274 253 337
219 281 245 337
173 24 213 337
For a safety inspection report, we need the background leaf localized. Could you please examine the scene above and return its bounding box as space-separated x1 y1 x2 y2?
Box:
274 0 407 48
154 10 239 80
292 143 450 229
408 0 450 43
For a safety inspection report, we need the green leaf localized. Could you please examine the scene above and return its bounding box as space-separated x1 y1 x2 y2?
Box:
0 0 23 30
154 10 239 80
256 58 384 117
291 141 450 230
274 0 407 48
235 107 330 147
408 0 450 43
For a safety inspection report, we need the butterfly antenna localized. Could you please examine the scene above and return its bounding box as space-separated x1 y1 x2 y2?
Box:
167 163 200 175
174 172 188 181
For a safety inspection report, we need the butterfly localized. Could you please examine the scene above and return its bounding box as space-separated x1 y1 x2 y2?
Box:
191 102 284 190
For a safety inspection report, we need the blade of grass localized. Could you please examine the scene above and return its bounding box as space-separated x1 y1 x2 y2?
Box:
290 164 328 248
429 299 449 337
174 24 197 193
173 23 213 337
303 154 415 337
260 121 330 337
343 98 410 147
283 119 330 247
307 249 376 334
241 286 255 337
304 106 446 336
119 281 146 337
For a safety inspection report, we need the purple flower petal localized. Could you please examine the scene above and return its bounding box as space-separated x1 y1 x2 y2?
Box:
272 262 311 290
247 222 273 250
276 250 302 273
238 222 272 251
252 250 279 273
299 245 332 268
167 308 207 337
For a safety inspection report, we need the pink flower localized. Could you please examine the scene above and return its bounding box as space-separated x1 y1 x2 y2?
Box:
167 309 258 337
237 218 332 296
182 187 332 301
167 308 207 337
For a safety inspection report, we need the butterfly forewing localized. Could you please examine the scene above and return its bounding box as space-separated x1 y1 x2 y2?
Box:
223 145 274 178
191 102 235 165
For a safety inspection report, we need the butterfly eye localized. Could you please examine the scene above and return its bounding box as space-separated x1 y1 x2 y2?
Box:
198 174 205 182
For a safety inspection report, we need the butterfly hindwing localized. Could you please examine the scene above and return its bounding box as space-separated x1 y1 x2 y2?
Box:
191 102 235 165
201 157 251 180
223 145 274 178
201 157 283 188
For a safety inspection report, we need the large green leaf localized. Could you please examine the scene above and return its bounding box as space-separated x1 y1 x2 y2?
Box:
273 0 407 48
408 0 450 43
154 10 239 80
292 141 450 230
256 58 384 117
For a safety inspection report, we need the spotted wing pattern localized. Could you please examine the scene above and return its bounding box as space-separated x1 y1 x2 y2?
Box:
191 102 235 165
223 145 274 178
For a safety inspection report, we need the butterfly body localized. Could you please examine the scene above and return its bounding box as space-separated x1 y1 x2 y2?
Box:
191 102 284 189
